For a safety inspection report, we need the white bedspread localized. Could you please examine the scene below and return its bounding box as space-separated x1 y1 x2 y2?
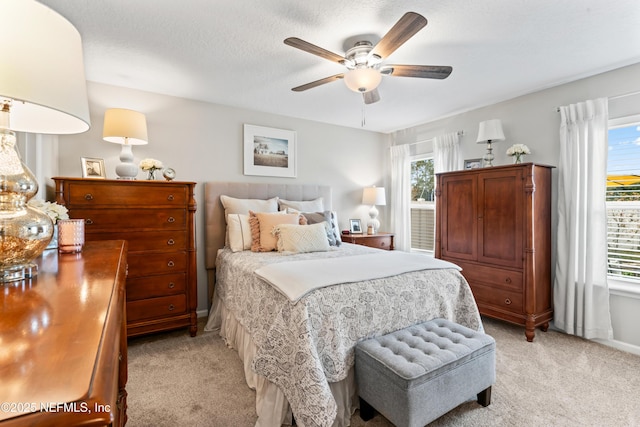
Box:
255 251 462 302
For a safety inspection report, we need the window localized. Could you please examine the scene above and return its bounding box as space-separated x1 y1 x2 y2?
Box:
410 157 435 252
606 116 640 282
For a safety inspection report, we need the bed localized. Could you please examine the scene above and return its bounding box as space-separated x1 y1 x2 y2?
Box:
203 182 482 427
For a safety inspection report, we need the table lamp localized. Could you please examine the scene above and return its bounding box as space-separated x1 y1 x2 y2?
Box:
362 186 386 234
476 119 505 167
103 108 148 179
0 0 90 282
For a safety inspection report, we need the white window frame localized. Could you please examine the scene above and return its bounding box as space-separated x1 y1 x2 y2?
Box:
607 114 640 297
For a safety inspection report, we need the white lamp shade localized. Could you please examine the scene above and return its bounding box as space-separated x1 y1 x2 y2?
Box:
0 0 90 134
103 108 148 145
344 68 382 93
476 119 505 143
362 186 386 206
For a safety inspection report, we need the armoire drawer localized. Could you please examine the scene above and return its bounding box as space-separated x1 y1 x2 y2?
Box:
127 252 188 278
86 230 187 252
454 260 523 292
126 273 187 301
66 182 188 206
71 208 186 231
470 282 524 313
127 294 187 322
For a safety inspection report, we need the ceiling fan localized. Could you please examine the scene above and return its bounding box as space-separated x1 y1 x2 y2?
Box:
284 12 452 105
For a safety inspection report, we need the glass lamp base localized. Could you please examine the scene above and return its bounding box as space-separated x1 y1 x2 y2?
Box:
1 263 38 283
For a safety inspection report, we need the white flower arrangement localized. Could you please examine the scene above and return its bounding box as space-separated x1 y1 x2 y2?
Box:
139 158 163 171
27 199 69 223
506 144 531 156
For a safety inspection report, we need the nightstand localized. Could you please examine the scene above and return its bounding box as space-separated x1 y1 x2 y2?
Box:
343 232 394 251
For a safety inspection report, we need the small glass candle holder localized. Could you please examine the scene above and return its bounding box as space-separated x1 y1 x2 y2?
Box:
57 219 85 254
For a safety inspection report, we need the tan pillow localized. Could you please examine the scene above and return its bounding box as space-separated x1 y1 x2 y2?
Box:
249 211 303 252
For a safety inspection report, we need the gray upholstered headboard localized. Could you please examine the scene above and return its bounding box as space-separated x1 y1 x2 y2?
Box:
204 182 332 302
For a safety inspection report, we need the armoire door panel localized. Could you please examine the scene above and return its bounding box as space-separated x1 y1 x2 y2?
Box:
440 175 477 260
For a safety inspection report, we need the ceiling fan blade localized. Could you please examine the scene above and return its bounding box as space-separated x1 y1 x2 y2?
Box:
382 64 452 79
291 74 344 92
284 37 345 64
363 89 380 104
371 12 427 59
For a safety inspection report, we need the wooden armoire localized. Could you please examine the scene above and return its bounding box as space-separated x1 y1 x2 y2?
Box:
435 163 554 341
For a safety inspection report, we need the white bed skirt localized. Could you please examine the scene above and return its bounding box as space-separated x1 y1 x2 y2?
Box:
204 294 358 427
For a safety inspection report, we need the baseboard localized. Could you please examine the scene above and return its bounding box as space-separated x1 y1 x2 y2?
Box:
197 309 209 318
594 338 640 356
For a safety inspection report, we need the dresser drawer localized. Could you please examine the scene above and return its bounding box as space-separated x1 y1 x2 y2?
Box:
127 252 188 278
470 282 524 313
454 260 523 292
127 294 187 322
72 208 186 231
66 181 188 206
126 273 186 300
86 230 187 252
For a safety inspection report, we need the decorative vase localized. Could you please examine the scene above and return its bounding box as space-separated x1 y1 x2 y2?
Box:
147 169 156 180
514 153 523 164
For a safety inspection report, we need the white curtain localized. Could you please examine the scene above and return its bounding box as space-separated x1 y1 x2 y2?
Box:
554 97 613 340
390 144 411 251
433 132 463 173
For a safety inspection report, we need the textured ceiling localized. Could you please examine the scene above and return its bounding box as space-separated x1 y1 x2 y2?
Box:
39 0 640 133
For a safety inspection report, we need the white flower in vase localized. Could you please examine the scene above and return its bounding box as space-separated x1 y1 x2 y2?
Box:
506 144 531 163
139 158 164 179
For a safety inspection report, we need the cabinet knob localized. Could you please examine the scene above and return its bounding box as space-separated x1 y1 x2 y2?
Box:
84 193 93 201
168 304 175 311
167 216 175 223
85 218 94 225
167 194 175 201
505 277 512 284
505 298 512 305
167 260 175 268
167 239 175 246
168 282 175 289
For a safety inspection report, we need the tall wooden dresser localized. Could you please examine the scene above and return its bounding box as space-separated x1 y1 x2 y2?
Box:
54 177 198 337
435 163 553 342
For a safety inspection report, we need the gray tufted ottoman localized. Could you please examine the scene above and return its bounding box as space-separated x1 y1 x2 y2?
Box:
355 318 495 427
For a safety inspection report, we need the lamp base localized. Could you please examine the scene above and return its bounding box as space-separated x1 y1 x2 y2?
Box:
115 143 138 179
1 263 38 283
483 141 495 167
368 205 380 234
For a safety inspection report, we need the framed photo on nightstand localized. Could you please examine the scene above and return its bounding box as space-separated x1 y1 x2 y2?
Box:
349 218 363 234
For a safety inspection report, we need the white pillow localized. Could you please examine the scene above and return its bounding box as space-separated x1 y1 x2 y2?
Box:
278 197 324 212
274 223 331 253
221 195 278 218
226 213 252 252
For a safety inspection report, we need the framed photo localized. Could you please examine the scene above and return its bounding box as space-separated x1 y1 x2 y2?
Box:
81 157 106 179
464 158 482 170
349 218 363 234
244 124 297 178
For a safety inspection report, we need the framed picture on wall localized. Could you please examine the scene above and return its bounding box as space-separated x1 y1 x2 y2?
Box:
244 124 297 178
464 158 482 169
81 157 106 179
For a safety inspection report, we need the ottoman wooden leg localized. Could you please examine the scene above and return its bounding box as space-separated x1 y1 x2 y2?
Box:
359 397 376 421
477 386 492 407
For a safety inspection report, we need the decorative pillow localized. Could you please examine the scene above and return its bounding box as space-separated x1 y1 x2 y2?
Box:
274 223 331 253
278 197 324 212
221 195 278 218
249 211 303 252
329 211 342 246
226 213 252 252
297 211 337 246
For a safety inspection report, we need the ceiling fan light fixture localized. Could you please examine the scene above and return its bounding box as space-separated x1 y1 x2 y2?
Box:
344 68 382 93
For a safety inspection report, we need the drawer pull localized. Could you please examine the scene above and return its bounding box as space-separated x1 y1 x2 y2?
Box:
84 193 94 201
85 218 94 225
168 282 175 289
167 239 175 246
167 194 175 201
505 277 512 284
168 304 175 311
167 216 176 223
167 261 175 268
505 298 512 305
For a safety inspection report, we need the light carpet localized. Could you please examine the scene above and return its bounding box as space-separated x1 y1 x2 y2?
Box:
126 317 640 427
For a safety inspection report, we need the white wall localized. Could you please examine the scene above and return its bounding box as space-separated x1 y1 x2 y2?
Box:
55 82 389 315
391 62 640 353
